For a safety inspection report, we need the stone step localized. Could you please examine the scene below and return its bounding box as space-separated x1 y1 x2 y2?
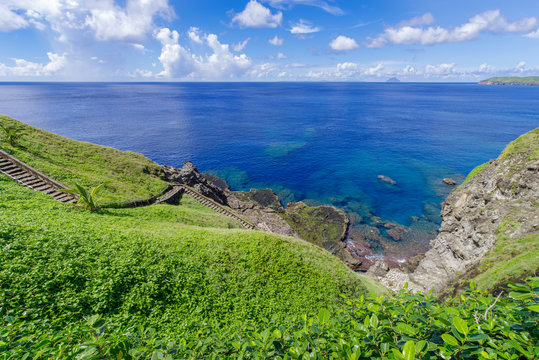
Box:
1 165 18 172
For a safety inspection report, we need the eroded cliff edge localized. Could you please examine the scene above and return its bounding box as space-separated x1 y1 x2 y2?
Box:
372 128 539 294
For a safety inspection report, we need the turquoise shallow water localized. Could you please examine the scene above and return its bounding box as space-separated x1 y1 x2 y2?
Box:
0 82 537 256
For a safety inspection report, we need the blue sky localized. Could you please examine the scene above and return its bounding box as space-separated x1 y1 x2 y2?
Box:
0 0 538 81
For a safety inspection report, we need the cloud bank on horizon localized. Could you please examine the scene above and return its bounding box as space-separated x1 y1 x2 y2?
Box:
0 0 538 81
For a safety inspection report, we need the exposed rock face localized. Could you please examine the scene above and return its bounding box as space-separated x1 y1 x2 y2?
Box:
280 201 361 269
162 162 228 205
227 189 299 237
162 162 355 255
377 129 539 294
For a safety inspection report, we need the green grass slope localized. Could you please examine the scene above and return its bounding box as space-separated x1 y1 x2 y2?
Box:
0 174 367 337
0 115 166 201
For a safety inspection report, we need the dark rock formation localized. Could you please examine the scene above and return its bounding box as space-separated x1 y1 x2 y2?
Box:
280 201 360 267
442 178 457 186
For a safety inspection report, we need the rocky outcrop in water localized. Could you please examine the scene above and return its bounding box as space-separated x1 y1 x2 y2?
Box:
162 162 357 265
374 129 539 294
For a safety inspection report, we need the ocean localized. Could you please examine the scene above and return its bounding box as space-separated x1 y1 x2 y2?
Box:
1 82 537 260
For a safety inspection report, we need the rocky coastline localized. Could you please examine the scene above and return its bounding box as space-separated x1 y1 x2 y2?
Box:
369 129 539 295
162 128 538 294
162 161 443 272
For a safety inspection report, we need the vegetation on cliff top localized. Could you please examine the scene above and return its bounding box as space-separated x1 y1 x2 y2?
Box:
0 115 166 202
479 76 539 85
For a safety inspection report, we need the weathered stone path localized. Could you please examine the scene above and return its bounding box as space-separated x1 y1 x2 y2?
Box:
0 150 255 230
177 185 256 230
0 150 77 203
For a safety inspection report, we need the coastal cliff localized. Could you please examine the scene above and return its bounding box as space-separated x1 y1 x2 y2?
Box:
374 129 539 294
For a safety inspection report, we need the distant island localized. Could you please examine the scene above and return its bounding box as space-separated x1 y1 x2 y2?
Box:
386 77 401 82
479 76 539 85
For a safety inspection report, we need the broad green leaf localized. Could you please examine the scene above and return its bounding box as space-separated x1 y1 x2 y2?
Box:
370 314 379 329
318 308 330 324
441 334 459 347
392 348 405 359
526 304 539 312
415 340 426 353
509 291 533 300
452 316 469 336
402 340 415 360
480 351 491 359
396 322 417 336
469 333 489 342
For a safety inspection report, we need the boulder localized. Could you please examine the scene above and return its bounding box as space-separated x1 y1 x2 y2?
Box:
377 174 397 185
442 178 457 186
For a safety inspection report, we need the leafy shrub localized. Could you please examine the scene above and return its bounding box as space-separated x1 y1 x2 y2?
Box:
59 182 111 211
0 123 26 147
1 278 537 359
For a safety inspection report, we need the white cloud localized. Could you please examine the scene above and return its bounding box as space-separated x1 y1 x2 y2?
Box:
277 52 287 59
366 10 537 48
396 13 434 28
363 63 384 76
130 68 153 78
155 27 252 80
525 29 539 38
337 62 358 71
268 35 284 45
85 0 172 42
232 0 282 28
0 0 173 43
290 19 321 34
424 63 455 75
155 28 196 78
188 26 203 43
0 52 66 77
133 43 148 53
232 38 250 51
329 35 359 50
0 4 28 31
264 0 343 15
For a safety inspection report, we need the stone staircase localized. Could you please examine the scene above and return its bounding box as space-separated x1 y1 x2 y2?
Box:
178 185 256 230
1 150 256 230
0 150 78 203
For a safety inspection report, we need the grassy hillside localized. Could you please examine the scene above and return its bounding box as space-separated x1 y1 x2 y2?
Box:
0 115 166 201
0 174 368 337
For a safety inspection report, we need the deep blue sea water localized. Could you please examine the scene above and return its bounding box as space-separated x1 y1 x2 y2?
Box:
0 82 537 255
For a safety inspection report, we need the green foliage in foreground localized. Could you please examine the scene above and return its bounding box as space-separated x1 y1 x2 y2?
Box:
0 115 166 201
1 279 537 359
0 174 366 339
